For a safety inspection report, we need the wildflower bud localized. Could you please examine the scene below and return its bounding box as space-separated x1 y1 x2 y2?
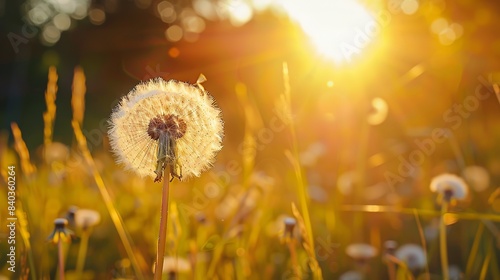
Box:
54 218 68 229
47 218 74 244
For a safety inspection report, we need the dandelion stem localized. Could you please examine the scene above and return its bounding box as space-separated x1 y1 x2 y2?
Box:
387 260 396 280
440 201 449 280
479 245 492 280
75 229 90 278
154 170 171 280
57 232 65 280
287 240 301 278
413 209 430 280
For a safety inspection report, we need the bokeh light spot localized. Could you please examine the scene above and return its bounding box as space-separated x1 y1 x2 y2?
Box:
401 0 419 15
431 18 448 34
158 1 176 23
42 24 61 45
53 13 71 31
166 25 183 42
89 8 106 25
168 47 180 58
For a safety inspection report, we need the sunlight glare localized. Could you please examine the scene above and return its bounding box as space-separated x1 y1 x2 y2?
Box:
277 0 377 63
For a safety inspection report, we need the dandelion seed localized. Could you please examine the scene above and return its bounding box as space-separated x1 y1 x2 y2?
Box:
430 173 469 203
109 77 223 182
394 244 427 270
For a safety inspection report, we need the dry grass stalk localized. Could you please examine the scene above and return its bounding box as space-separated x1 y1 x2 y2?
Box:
71 66 86 124
43 66 58 146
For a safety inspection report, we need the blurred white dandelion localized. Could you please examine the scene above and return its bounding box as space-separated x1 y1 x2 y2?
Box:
394 244 427 270
430 173 469 202
345 243 378 260
462 165 490 192
339 270 364 280
75 209 101 229
152 256 191 274
108 77 224 181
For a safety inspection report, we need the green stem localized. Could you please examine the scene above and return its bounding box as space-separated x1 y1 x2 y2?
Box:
154 171 171 280
440 201 449 280
287 240 301 278
413 209 430 280
75 229 90 278
58 233 65 280
465 223 484 278
479 246 492 280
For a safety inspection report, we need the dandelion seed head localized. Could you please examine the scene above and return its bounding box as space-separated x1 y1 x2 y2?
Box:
430 173 469 202
394 244 427 270
109 78 224 180
345 243 378 260
75 209 101 229
462 165 490 192
147 114 187 140
339 270 364 280
153 256 191 274
384 240 398 255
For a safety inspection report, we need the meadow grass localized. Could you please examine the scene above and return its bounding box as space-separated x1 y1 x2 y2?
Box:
2 65 500 280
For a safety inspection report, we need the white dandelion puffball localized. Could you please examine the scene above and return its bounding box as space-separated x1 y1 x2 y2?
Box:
109 78 223 180
430 173 469 201
153 256 191 274
345 243 378 260
394 244 427 270
75 209 101 228
462 165 490 192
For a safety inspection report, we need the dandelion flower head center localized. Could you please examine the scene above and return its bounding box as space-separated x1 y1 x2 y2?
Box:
147 114 187 140
54 218 68 229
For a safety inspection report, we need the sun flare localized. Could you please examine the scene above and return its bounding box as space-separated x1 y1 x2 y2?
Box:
277 0 379 63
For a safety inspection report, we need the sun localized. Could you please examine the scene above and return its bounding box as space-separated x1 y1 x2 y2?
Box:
277 0 380 63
